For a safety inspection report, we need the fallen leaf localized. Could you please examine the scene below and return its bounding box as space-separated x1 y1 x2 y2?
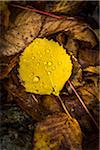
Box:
0 53 20 80
4 73 42 121
78 83 99 120
33 113 82 150
78 48 99 68
0 1 10 29
18 38 72 96
0 11 43 56
48 1 88 15
83 66 99 74
42 95 62 113
0 10 97 56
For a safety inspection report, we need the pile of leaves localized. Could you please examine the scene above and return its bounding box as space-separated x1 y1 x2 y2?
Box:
0 1 99 150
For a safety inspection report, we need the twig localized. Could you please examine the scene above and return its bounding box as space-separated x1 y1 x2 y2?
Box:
67 80 99 129
58 95 72 118
31 94 38 103
10 4 64 19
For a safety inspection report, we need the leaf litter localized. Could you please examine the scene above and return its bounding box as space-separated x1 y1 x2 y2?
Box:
0 1 99 150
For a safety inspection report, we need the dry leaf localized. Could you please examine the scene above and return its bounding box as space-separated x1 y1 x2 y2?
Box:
0 11 42 56
78 83 99 120
48 1 88 15
65 38 79 57
33 113 82 150
0 11 97 56
83 66 99 74
0 1 10 28
0 53 20 80
4 73 42 121
42 95 62 113
78 48 99 68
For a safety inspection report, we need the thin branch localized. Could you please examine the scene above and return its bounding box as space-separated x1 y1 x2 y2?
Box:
31 94 38 103
10 4 64 19
68 80 99 129
58 95 72 118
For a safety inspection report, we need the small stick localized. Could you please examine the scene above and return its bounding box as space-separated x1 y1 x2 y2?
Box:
58 95 72 118
10 4 64 19
31 94 38 103
68 80 99 129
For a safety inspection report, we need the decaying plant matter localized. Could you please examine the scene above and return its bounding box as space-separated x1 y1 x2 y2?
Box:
0 1 99 150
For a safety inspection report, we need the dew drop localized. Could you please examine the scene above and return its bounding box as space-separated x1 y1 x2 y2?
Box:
47 49 50 53
33 76 40 82
35 41 39 44
48 71 51 75
32 56 35 59
48 61 52 66
58 62 62 65
52 66 55 70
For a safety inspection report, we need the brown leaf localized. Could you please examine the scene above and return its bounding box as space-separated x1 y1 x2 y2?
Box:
83 66 99 75
0 11 97 56
48 1 88 15
78 48 99 68
4 73 42 121
0 11 43 56
42 95 62 114
40 17 97 47
65 38 79 57
78 83 99 121
33 113 82 150
0 53 20 80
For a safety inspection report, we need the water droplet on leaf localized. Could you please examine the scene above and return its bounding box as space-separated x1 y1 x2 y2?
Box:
58 62 62 65
47 50 50 53
32 56 35 59
52 66 55 70
33 76 40 82
48 71 51 75
48 61 52 66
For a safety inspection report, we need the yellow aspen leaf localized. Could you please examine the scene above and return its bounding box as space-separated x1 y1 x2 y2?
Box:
19 38 72 96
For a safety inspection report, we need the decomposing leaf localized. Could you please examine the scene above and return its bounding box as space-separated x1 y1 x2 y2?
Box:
78 83 99 120
0 10 97 56
33 113 82 150
65 38 79 57
48 1 88 15
78 48 99 68
0 53 20 80
83 66 99 74
68 54 84 89
0 1 10 28
78 83 99 104
4 73 42 121
18 38 72 96
83 66 99 88
0 11 42 56
42 95 62 113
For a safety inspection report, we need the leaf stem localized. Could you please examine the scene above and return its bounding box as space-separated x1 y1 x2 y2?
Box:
10 4 64 19
58 95 72 118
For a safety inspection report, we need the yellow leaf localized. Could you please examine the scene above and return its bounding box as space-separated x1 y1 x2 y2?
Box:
19 38 72 96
